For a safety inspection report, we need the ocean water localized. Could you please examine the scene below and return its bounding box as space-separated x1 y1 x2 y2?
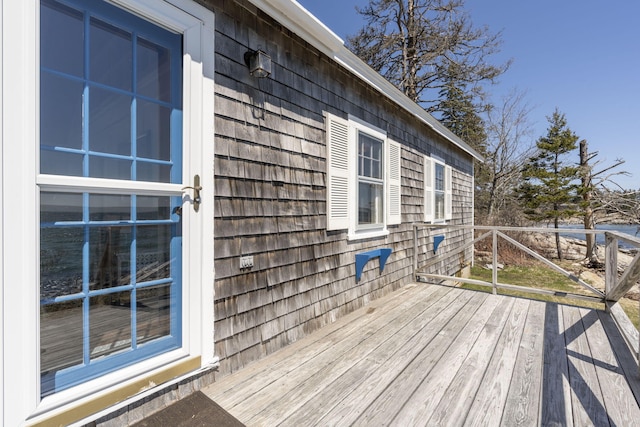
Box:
557 223 640 250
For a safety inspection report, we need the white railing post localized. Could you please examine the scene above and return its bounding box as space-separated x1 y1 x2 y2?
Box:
492 228 498 295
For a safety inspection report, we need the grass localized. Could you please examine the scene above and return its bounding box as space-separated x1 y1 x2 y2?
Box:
466 264 640 328
465 264 605 312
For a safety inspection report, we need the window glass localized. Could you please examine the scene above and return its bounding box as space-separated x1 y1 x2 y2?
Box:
358 132 384 227
435 163 445 220
435 163 444 192
358 182 384 225
358 133 382 179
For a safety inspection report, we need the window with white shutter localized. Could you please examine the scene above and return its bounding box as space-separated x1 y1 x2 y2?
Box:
325 114 402 238
425 157 452 223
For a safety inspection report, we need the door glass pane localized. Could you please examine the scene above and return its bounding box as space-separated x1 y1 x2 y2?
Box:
89 194 131 221
137 285 171 345
137 162 171 183
137 225 172 282
39 0 183 397
41 0 83 76
137 100 171 160
90 226 132 290
90 292 132 359
41 192 84 299
90 17 132 91
41 227 84 298
89 156 133 180
41 300 84 374
41 73 83 150
89 87 132 156
138 37 172 102
41 150 84 176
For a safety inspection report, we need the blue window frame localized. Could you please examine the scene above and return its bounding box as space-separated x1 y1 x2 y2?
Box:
39 0 183 396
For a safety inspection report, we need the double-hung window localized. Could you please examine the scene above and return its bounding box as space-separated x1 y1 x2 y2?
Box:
326 113 401 239
424 156 453 222
358 133 384 227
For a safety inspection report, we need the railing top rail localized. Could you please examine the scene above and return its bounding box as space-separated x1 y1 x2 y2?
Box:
413 223 607 235
606 230 640 248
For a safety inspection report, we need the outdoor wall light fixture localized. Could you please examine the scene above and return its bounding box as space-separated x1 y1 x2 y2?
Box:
244 49 272 78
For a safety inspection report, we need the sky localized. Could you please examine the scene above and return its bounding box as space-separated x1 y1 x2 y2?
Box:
296 0 640 190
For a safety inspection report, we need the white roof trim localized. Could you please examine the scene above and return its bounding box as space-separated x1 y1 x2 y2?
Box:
247 0 483 161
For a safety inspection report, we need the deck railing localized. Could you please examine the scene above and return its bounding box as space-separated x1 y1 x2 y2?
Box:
413 223 640 372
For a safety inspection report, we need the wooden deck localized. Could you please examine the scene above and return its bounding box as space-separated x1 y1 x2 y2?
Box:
202 283 640 426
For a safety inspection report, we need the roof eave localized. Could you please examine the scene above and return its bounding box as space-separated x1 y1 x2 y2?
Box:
247 0 484 162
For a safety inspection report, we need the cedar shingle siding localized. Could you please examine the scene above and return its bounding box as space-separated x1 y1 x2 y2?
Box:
208 0 474 376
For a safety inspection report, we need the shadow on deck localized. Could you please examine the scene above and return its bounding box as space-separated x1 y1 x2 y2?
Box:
201 283 640 426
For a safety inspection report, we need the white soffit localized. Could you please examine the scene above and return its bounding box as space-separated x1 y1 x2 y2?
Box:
247 0 483 161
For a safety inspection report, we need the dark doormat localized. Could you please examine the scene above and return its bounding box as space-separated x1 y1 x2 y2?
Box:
131 391 245 427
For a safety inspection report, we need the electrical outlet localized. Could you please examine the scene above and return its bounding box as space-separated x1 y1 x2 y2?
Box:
240 255 254 269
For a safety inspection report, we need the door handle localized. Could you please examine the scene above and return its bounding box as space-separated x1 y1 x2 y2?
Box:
182 174 202 212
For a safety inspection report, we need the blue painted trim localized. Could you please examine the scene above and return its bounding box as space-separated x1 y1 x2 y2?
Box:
355 248 392 281
434 235 445 253
39 0 184 397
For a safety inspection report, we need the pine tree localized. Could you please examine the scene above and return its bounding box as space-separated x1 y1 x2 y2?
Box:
438 68 487 154
519 109 580 259
438 66 490 222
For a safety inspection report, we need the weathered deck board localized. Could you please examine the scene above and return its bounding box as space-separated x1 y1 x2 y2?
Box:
269 288 477 426
208 283 441 406
389 294 510 427
424 295 518 426
541 301 574 427
243 286 466 425
500 300 546 427
463 297 530 426
580 307 640 426
201 284 640 426
334 290 488 427
562 304 609 426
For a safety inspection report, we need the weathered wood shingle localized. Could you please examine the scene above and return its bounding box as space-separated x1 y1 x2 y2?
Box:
207 0 475 376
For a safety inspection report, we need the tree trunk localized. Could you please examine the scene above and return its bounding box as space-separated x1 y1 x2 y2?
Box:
554 215 563 260
404 0 418 101
579 140 598 262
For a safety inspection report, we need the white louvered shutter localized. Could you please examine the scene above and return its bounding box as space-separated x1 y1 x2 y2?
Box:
386 139 402 225
445 164 453 220
326 114 351 230
424 156 434 223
